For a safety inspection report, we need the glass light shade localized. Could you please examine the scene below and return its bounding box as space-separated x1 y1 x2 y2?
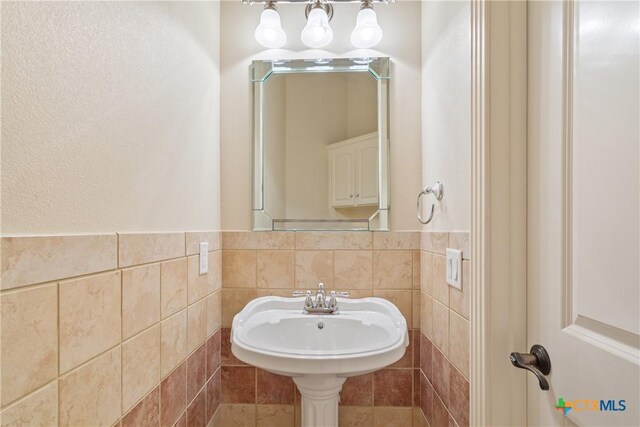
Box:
350 8 383 48
301 8 333 48
255 8 287 49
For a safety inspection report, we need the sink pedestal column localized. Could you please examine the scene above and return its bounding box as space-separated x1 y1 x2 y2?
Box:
293 375 347 427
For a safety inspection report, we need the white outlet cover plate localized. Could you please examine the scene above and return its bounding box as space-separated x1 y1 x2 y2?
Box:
446 248 462 290
199 242 208 275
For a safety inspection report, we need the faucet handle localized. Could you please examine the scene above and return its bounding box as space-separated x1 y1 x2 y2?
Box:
304 290 314 309
292 290 314 308
328 291 338 309
328 291 350 310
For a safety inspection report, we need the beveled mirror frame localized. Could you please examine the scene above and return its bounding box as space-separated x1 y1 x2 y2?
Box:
251 57 390 231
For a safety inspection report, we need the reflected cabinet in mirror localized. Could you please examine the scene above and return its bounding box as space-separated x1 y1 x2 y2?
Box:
252 57 390 231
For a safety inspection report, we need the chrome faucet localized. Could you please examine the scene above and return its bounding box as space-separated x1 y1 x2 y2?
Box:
292 283 350 314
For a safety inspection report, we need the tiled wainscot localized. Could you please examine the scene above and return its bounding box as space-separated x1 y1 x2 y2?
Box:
1 232 222 427
1 230 470 427
419 232 470 427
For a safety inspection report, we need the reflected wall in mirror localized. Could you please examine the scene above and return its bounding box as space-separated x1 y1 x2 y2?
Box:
252 57 390 231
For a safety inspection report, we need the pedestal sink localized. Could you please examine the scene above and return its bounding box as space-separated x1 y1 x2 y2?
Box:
231 296 409 427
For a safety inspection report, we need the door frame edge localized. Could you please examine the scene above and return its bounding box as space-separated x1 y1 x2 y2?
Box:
471 0 528 425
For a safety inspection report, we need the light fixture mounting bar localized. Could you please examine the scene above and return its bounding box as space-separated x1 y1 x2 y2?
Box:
243 0 395 5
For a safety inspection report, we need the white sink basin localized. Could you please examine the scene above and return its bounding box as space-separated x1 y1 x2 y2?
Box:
231 296 409 427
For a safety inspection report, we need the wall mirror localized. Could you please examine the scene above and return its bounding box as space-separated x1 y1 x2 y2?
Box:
252 57 390 231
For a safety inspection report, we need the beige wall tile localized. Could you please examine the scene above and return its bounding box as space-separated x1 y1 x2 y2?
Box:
334 251 373 289
222 289 257 327
373 250 413 289
373 407 412 427
421 232 448 255
187 299 207 353
295 232 372 250
122 264 160 340
60 271 121 373
450 260 470 320
420 251 433 295
118 232 185 268
208 251 222 294
222 232 258 250
448 231 471 260
218 404 256 427
212 405 222 427
256 289 295 298
338 406 374 427
1 234 117 290
373 232 420 250
257 250 294 289
413 290 421 329
186 231 221 255
255 232 295 250
432 299 449 356
187 255 208 304
222 250 256 288
256 404 294 427
1 284 58 406
343 289 374 298
59 347 121 427
432 255 449 306
412 250 421 289
161 310 188 378
207 291 222 337
122 326 161 413
412 406 428 427
295 251 333 289
0 381 57 427
449 311 470 378
161 258 188 319
420 292 433 339
374 290 413 327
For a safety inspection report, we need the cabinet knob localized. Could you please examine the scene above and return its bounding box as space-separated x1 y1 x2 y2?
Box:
355 193 360 198
349 194 353 198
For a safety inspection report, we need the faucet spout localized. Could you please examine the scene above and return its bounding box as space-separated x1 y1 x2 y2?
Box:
315 283 327 308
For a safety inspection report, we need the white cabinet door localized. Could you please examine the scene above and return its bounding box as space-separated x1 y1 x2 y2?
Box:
527 1 639 426
330 150 354 207
355 143 378 206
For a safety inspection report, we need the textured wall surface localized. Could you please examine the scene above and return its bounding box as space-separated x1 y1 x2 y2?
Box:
1 1 221 233
421 1 471 231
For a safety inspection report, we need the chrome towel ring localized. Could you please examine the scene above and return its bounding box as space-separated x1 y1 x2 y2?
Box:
416 181 443 225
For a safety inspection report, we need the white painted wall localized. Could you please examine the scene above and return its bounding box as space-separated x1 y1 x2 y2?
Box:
421 1 471 231
220 1 422 231
1 1 221 234
1 0 470 234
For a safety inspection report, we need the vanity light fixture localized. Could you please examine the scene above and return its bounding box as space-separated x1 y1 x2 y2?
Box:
351 0 383 48
246 0 394 49
301 0 334 48
254 1 287 49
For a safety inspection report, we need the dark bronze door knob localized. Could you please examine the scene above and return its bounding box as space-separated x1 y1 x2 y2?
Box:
510 344 551 390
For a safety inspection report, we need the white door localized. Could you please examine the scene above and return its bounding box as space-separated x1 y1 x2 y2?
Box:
527 1 639 426
355 143 378 206
330 150 354 207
